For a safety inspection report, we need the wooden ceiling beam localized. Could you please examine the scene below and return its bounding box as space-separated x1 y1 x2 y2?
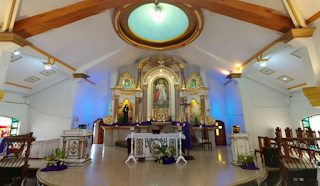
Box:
13 0 294 38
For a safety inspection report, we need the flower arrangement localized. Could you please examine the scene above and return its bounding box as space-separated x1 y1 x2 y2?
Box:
149 116 154 121
41 148 68 172
237 154 256 166
151 145 175 164
118 114 125 124
44 148 68 166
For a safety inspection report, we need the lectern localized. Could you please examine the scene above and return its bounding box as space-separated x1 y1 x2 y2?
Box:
229 133 250 165
61 129 93 166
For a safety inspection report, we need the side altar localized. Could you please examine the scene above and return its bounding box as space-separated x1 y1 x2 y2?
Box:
102 53 216 146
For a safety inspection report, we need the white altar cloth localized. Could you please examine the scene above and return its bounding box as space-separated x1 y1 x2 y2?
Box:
126 133 185 158
30 138 61 159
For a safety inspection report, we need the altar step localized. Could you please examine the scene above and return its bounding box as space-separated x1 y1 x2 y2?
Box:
115 140 200 149
115 140 129 148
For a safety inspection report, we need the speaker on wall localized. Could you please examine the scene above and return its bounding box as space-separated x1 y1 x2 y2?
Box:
263 147 280 168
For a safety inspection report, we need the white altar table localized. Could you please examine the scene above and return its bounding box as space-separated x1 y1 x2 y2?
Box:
30 138 61 159
126 133 186 159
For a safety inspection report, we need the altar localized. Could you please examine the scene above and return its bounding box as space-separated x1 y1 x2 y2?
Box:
126 133 185 158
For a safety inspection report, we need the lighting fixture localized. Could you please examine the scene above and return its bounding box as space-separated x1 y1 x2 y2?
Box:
260 62 266 67
45 65 52 70
153 5 164 23
13 51 20 55
283 77 287 80
160 69 162 72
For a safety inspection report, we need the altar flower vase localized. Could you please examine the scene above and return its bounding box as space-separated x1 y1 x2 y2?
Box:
183 123 185 126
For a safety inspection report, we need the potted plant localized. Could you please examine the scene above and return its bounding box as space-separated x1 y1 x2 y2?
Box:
194 115 199 125
168 115 173 122
149 116 154 121
237 154 259 170
41 148 68 172
151 145 175 164
118 114 125 124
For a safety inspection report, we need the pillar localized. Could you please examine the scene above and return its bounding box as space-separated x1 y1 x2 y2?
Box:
199 67 208 87
0 43 20 102
142 85 148 121
174 85 180 122
114 95 119 123
135 97 139 123
137 68 142 89
180 68 185 89
200 95 205 122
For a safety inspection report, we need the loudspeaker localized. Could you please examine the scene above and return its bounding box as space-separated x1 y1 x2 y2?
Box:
263 147 280 168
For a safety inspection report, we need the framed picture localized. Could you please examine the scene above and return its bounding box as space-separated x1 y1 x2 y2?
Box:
78 124 87 129
232 126 240 133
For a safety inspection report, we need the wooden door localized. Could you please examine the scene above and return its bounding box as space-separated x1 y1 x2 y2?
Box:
92 119 104 144
215 120 227 145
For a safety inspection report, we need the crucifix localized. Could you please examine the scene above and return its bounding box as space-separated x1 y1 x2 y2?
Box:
180 102 190 123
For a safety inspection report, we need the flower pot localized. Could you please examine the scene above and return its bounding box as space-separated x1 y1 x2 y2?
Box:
40 162 68 172
240 162 259 170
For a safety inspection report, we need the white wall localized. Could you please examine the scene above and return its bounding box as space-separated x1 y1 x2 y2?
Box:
237 78 293 149
206 74 230 144
225 80 245 145
28 79 78 139
72 79 95 129
0 92 29 134
91 74 111 128
289 90 320 130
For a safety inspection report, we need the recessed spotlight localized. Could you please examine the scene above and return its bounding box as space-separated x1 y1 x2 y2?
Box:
283 77 287 80
160 69 162 72
45 65 51 70
13 51 20 55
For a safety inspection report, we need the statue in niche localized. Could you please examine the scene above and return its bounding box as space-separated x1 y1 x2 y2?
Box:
123 104 129 124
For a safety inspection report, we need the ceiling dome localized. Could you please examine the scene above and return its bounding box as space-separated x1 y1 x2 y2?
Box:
113 2 204 51
128 3 189 42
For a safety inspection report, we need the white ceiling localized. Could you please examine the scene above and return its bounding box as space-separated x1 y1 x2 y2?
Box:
2 0 320 94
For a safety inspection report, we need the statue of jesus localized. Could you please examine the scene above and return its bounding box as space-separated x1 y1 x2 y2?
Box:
155 80 168 105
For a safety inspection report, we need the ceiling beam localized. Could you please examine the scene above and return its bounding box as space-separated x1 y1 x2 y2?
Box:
1 0 21 32
306 11 320 25
13 0 294 38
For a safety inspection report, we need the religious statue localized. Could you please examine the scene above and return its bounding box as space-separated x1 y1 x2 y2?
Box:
155 80 168 105
123 104 129 124
206 115 216 126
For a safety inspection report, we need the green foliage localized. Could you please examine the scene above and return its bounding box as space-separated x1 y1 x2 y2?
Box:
194 115 199 125
118 114 125 124
149 115 154 121
237 154 256 166
44 148 68 166
168 115 174 119
151 145 175 164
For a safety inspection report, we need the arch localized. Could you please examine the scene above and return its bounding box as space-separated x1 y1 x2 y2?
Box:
142 66 179 84
92 118 104 144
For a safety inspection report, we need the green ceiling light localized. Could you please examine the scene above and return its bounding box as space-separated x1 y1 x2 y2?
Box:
153 6 164 23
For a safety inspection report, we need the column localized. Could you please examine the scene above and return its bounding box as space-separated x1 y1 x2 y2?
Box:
135 97 139 123
137 68 141 89
199 67 208 87
142 85 148 121
0 43 20 102
174 85 180 122
200 95 205 123
114 95 119 123
180 68 185 89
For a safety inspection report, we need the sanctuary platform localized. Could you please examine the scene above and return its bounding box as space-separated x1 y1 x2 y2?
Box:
34 145 268 186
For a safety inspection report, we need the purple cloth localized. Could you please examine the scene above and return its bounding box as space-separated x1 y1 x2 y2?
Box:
155 156 176 164
0 137 8 155
127 139 186 155
183 122 192 150
240 162 259 170
140 121 151 125
40 163 67 172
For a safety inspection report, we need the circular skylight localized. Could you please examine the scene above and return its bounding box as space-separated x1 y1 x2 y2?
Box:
128 3 189 42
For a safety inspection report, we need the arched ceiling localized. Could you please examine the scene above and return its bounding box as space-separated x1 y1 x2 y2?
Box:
1 0 320 95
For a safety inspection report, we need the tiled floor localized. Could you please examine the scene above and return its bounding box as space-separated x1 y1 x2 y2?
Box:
34 145 267 186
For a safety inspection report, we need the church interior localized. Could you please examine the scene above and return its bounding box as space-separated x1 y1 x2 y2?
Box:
1 0 320 185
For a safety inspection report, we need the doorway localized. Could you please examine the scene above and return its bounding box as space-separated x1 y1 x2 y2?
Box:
215 120 227 145
92 119 104 144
